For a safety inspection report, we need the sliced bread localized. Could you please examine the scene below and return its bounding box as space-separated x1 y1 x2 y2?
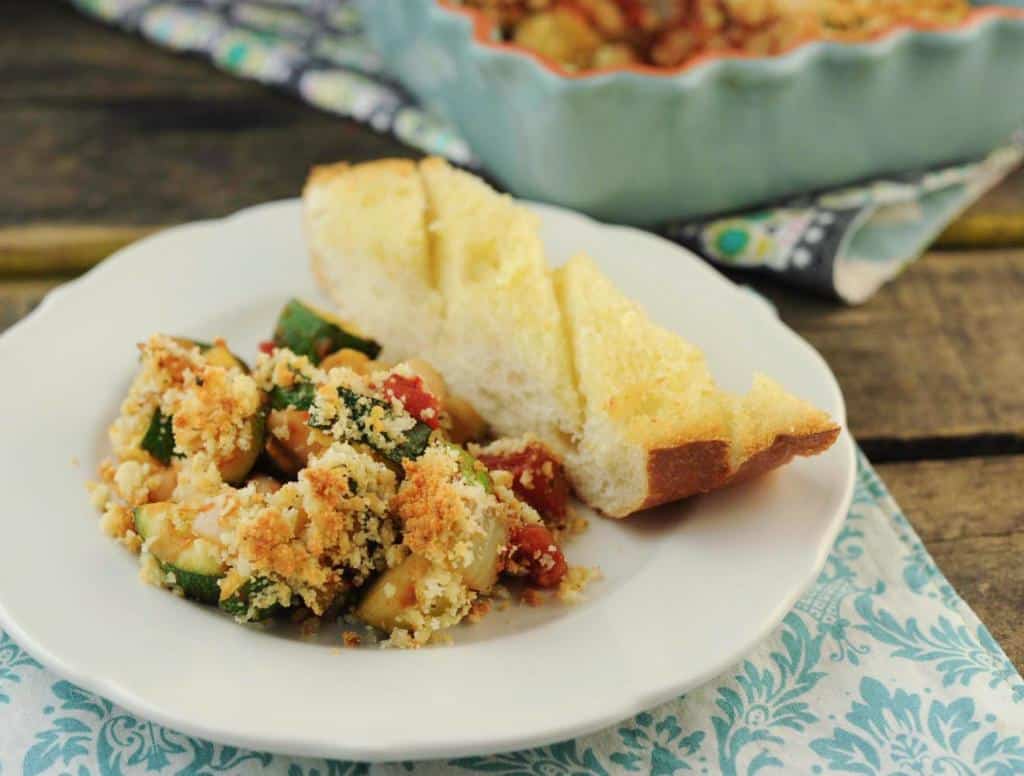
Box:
418 157 581 455
305 159 442 361
555 253 839 516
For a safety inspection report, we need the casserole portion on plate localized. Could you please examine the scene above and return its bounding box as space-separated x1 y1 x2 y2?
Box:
90 306 589 648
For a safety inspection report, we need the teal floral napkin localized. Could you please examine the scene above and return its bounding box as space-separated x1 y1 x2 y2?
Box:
69 0 1023 304
3 450 1022 774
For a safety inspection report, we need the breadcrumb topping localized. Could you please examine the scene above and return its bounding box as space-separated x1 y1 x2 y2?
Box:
393 446 486 571
171 365 262 462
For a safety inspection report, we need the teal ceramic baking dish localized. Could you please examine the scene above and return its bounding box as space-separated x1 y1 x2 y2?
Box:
357 1 1024 225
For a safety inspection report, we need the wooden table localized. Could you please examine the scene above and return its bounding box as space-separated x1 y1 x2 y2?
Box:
6 2 1022 668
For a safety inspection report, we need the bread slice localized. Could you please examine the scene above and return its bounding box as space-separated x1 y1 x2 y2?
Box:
305 159 442 361
555 253 839 517
418 157 581 455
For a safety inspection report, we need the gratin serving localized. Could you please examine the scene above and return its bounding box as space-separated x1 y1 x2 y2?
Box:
89 300 595 648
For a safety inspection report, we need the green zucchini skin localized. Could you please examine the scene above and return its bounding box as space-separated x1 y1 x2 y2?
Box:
311 387 431 463
273 299 381 364
132 503 224 605
220 576 283 622
140 408 177 464
164 567 222 606
453 445 492 493
141 405 266 484
269 382 316 411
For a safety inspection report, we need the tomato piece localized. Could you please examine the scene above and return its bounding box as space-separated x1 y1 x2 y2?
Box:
258 340 276 355
383 374 442 429
478 443 569 522
509 524 567 589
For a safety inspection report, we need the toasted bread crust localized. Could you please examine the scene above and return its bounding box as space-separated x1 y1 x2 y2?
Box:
629 424 841 515
727 426 841 487
638 439 732 515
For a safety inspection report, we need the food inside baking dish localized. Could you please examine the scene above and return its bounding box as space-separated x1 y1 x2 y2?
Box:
89 301 595 648
452 0 972 71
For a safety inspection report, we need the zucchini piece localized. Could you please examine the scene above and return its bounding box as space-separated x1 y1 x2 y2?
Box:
355 555 433 633
142 404 265 484
273 299 381 364
220 574 284 622
217 407 267 485
204 344 248 373
140 408 177 465
275 381 431 463
269 382 316 411
461 510 507 593
133 503 224 605
140 339 251 465
327 387 432 463
453 445 492 493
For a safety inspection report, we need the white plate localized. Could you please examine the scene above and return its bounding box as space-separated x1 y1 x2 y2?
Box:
0 200 855 762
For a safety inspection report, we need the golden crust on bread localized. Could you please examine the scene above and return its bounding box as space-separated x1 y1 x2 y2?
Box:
639 426 840 512
554 252 839 518
642 440 732 512
417 156 582 454
727 427 841 488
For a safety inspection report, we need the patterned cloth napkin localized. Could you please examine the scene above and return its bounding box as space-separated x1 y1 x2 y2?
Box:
69 0 1023 304
2 449 1022 775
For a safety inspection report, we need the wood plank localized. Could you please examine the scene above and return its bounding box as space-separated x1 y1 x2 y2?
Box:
4 1 293 101
876 457 1024 671
938 163 1024 249
2 3 412 228
2 103 414 228
877 457 1024 544
0 226 157 275
747 249 1024 456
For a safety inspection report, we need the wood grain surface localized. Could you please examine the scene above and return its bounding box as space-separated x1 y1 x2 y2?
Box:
751 249 1024 459
4 0 1021 669
939 164 1024 248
